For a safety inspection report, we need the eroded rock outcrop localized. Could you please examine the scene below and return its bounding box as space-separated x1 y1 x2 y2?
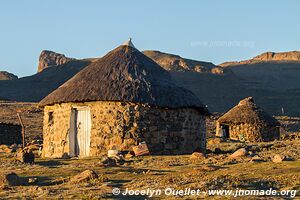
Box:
220 51 300 67
38 50 75 72
253 51 300 61
0 71 18 80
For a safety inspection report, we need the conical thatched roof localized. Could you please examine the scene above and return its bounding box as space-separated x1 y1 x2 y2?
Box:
39 42 208 113
217 97 280 126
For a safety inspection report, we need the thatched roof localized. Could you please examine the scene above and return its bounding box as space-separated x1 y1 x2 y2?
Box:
217 97 280 126
39 42 208 113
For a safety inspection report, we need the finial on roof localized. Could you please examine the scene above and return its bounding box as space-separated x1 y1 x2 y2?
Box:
123 38 135 48
238 97 254 106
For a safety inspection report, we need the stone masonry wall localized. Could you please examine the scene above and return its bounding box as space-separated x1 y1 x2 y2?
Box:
42 101 206 158
0 123 22 145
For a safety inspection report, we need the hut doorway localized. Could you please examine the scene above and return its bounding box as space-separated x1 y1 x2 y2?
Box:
69 107 91 157
221 124 230 138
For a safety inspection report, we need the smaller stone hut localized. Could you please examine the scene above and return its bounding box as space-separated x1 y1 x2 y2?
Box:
0 122 22 145
216 97 280 142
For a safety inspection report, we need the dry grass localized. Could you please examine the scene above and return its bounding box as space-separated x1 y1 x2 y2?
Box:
0 139 299 199
0 101 43 142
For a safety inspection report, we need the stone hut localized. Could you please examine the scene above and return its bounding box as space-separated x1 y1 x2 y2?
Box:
216 97 280 142
39 39 209 158
0 122 22 145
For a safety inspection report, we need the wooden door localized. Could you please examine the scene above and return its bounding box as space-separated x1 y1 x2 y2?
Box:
70 107 91 157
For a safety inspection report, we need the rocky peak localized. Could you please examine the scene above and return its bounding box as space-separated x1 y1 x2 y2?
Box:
143 50 224 74
0 71 18 80
38 50 75 73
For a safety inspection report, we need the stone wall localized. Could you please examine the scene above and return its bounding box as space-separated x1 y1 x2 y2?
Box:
216 122 280 142
0 123 22 145
42 101 206 158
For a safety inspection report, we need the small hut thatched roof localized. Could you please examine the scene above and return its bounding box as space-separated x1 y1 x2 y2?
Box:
39 41 208 113
217 97 280 126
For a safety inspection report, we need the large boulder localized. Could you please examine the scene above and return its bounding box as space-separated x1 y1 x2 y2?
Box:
37 50 74 72
229 148 248 159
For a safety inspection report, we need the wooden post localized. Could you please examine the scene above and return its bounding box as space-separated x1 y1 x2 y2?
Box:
17 113 26 148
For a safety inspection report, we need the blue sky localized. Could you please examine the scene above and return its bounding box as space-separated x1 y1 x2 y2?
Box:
0 0 299 77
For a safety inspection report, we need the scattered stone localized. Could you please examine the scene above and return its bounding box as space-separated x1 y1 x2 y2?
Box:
272 154 286 163
190 152 206 159
199 165 220 172
101 157 117 167
0 145 13 154
108 150 119 158
28 178 38 184
16 149 35 163
208 138 225 145
0 172 21 187
248 151 255 157
250 155 264 162
229 148 248 159
125 152 134 159
70 170 98 183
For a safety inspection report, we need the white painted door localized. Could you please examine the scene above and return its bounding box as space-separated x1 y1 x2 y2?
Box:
75 108 91 157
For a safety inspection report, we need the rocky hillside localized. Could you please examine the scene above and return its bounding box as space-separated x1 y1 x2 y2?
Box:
143 50 225 74
1 50 300 116
38 50 75 72
0 60 90 101
220 51 300 67
0 71 18 80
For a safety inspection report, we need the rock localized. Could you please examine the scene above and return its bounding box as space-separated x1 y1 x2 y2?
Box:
143 50 220 74
10 144 18 153
211 67 224 74
101 157 117 167
190 152 206 159
220 51 300 67
28 178 38 184
0 71 18 80
70 170 98 183
253 51 300 61
248 151 255 157
125 153 134 159
38 50 74 72
250 155 264 162
229 148 248 158
16 149 35 163
272 154 286 163
0 145 13 154
199 165 219 172
208 138 225 145
0 172 21 187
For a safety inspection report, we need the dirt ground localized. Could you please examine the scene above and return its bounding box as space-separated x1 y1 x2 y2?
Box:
0 102 299 199
0 138 299 199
